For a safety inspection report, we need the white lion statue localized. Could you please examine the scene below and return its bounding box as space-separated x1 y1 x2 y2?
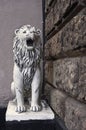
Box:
11 25 42 113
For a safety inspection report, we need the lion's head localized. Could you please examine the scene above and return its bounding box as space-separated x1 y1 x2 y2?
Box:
14 25 41 50
13 25 42 86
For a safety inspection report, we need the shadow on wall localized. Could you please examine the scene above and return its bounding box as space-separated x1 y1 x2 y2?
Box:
0 0 42 107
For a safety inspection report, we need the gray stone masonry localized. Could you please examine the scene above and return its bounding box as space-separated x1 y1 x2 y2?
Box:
45 9 86 59
65 97 86 130
45 1 86 130
53 57 86 103
45 86 86 130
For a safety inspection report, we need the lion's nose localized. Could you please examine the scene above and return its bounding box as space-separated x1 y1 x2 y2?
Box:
26 39 33 46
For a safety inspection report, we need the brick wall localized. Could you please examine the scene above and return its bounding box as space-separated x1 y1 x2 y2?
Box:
45 0 86 130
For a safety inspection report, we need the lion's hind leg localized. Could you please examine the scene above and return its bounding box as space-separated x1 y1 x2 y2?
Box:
11 82 17 102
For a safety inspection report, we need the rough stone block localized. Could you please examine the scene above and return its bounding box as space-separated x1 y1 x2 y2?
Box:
45 32 62 59
45 39 52 59
49 0 71 25
53 57 80 96
50 89 67 119
53 57 86 103
78 57 86 101
45 0 48 13
45 9 54 34
45 15 50 35
65 97 86 130
62 9 86 52
45 9 86 57
44 84 54 102
47 0 52 6
50 33 62 57
45 61 53 84
53 1 60 24
46 0 72 34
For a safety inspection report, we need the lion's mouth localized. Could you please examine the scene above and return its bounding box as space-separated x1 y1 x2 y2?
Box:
26 38 34 47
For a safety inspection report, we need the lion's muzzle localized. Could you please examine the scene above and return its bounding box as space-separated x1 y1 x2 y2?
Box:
26 38 34 47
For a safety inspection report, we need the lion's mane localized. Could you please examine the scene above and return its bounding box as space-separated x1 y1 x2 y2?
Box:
13 36 41 88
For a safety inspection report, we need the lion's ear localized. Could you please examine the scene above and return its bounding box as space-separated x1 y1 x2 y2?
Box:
36 29 41 36
34 29 41 42
15 29 19 35
27 25 31 29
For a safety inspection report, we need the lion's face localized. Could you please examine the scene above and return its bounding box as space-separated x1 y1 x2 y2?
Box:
15 25 40 50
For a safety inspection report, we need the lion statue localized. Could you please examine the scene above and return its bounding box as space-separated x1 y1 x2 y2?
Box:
11 25 42 113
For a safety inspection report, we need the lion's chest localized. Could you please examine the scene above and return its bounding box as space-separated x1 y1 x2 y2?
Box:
22 66 36 88
22 50 35 67
21 50 36 87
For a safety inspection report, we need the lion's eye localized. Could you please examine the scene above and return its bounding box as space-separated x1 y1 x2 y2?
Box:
23 31 26 33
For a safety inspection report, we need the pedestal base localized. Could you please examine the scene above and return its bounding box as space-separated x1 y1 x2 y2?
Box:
6 100 54 121
6 100 55 130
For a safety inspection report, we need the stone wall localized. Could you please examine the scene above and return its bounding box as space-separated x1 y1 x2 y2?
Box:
45 0 86 130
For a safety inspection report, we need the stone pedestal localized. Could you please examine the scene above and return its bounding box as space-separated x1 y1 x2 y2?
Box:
6 100 55 130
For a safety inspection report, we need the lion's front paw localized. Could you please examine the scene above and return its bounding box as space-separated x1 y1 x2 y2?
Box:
16 105 26 113
30 104 41 112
